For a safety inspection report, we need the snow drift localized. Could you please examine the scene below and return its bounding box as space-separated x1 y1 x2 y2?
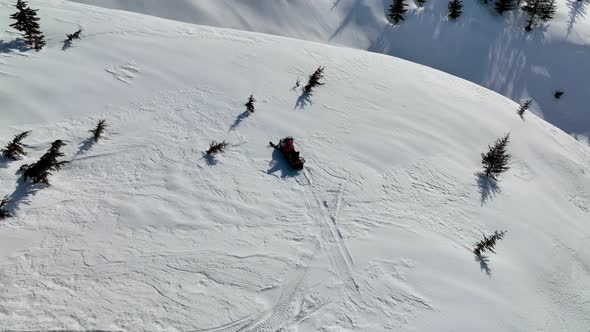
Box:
0 1 589 331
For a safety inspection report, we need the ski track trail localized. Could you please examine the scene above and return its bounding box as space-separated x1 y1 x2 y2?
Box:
302 168 361 301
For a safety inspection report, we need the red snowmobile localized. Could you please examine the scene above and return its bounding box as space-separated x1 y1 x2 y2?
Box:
269 137 305 170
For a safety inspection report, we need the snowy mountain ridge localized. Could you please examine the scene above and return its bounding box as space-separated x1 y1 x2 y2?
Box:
67 0 590 144
0 0 589 331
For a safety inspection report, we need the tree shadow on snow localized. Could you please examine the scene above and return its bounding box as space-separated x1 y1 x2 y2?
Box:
474 251 492 278
267 148 298 178
62 38 73 51
476 172 500 206
4 177 47 215
0 38 28 54
294 91 313 110
202 152 219 167
229 111 252 131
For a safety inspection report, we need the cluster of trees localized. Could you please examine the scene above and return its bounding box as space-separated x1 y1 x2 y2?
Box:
0 120 107 220
8 0 84 52
388 0 557 30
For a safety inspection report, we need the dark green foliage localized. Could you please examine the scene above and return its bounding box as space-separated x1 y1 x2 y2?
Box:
523 0 557 31
206 140 228 155
495 0 515 15
517 99 532 118
9 0 45 50
448 0 464 19
481 133 511 179
554 90 564 99
415 0 426 6
1 131 30 160
89 120 107 142
67 29 82 42
245 95 256 113
304 66 325 94
474 230 507 255
388 0 408 24
21 140 68 184
0 196 11 220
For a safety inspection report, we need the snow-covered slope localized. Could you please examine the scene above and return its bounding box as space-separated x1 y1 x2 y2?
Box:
1 1 590 331
67 0 590 143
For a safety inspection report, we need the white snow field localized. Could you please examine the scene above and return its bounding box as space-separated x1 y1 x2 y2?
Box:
67 0 590 144
1 0 590 331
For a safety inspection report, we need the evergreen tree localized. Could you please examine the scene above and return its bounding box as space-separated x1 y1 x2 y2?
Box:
474 230 507 255
21 140 68 184
481 133 511 179
9 0 45 50
554 90 564 99
448 0 464 20
89 120 107 142
495 0 515 15
245 95 256 113
388 0 408 24
0 196 11 220
517 99 532 118
304 66 325 94
1 131 30 160
206 141 228 155
523 0 557 31
66 29 82 42
415 0 426 7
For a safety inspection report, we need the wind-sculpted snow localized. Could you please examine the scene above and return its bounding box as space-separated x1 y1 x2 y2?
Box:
0 1 589 331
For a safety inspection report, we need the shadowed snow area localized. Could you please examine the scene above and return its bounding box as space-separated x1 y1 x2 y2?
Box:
68 0 590 143
0 1 589 331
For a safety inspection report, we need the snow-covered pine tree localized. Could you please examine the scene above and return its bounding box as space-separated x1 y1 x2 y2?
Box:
1 131 30 160
245 95 256 113
9 0 45 50
21 140 68 184
388 0 408 24
415 0 426 7
517 99 532 118
481 133 511 179
474 230 507 255
304 66 325 94
523 0 557 31
448 0 464 20
206 141 228 155
495 0 515 15
0 196 11 220
89 120 107 142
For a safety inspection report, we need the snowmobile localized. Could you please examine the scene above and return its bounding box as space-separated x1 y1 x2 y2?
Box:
269 137 305 170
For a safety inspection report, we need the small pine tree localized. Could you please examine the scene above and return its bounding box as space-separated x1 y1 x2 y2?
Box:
415 0 426 7
0 196 11 220
304 66 325 94
9 0 45 50
495 0 515 15
481 133 511 179
89 120 107 142
206 141 228 155
517 99 532 118
448 0 464 20
554 90 564 99
474 230 507 255
67 29 82 42
245 95 256 113
1 131 30 160
21 140 68 184
523 0 557 31
388 0 408 24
